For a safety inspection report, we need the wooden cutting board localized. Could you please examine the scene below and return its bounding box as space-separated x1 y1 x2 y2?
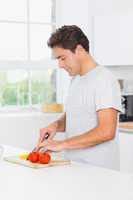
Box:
4 156 71 169
119 122 133 130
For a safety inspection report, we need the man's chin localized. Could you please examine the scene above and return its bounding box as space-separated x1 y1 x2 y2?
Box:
67 71 76 76
68 72 74 76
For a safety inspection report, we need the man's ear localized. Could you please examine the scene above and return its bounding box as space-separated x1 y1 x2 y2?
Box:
75 44 84 54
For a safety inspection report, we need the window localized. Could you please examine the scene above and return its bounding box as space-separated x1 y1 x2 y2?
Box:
0 68 56 107
0 0 58 110
0 23 27 60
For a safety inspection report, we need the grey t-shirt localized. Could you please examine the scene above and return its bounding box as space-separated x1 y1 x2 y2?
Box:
65 66 122 170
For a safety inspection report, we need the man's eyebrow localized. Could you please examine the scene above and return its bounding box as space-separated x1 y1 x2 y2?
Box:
56 55 64 59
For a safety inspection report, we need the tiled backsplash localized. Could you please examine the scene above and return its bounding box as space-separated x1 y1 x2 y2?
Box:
122 80 133 95
118 79 133 95
105 65 133 95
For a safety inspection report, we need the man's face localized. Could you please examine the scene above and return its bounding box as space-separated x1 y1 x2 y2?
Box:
52 46 81 76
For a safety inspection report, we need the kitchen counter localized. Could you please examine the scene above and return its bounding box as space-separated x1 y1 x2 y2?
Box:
0 145 133 200
119 122 133 133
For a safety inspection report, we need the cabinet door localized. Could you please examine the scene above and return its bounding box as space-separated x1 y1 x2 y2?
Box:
120 131 133 173
94 16 133 65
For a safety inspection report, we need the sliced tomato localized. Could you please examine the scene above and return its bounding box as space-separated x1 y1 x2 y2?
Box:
27 152 40 163
39 152 51 164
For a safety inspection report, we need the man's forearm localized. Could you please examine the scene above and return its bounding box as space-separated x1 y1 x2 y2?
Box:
52 113 66 132
63 126 115 150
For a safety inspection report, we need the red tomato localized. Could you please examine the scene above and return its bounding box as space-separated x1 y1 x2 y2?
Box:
27 152 39 163
39 153 51 164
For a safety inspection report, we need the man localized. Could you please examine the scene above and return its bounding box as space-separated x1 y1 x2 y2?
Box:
36 25 122 170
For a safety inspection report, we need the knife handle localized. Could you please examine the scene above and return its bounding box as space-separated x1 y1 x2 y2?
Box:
38 133 50 153
45 132 49 140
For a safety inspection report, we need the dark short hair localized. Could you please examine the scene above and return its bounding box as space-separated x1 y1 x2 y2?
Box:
47 25 89 53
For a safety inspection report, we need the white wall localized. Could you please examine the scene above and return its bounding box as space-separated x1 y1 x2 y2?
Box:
106 66 133 80
56 0 90 34
0 112 64 150
56 0 133 23
56 0 93 53
56 0 133 19
85 0 133 15
56 0 133 80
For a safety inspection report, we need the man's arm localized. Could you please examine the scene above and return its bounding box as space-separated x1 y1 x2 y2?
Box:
51 112 66 132
63 108 118 150
38 108 118 152
36 113 66 149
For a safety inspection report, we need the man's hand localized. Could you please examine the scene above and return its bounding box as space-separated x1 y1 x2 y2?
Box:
38 139 66 152
36 113 66 151
36 123 57 150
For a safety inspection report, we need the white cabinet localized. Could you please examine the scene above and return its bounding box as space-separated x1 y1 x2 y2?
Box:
94 15 133 65
120 131 133 174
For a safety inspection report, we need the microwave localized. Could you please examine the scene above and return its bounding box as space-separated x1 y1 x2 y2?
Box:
119 95 133 122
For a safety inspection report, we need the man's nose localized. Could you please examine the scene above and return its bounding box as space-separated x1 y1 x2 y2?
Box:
58 60 65 69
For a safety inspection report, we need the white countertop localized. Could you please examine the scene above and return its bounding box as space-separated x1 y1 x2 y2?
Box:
0 145 133 200
119 122 133 133
119 127 133 133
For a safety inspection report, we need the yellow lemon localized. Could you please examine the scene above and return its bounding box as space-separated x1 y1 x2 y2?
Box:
19 154 29 160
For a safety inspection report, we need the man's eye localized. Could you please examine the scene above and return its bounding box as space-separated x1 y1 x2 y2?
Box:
61 57 65 61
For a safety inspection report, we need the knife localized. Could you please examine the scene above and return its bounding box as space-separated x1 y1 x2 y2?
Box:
32 132 50 153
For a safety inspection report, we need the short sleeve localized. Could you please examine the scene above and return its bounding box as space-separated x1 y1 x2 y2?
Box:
95 74 122 112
